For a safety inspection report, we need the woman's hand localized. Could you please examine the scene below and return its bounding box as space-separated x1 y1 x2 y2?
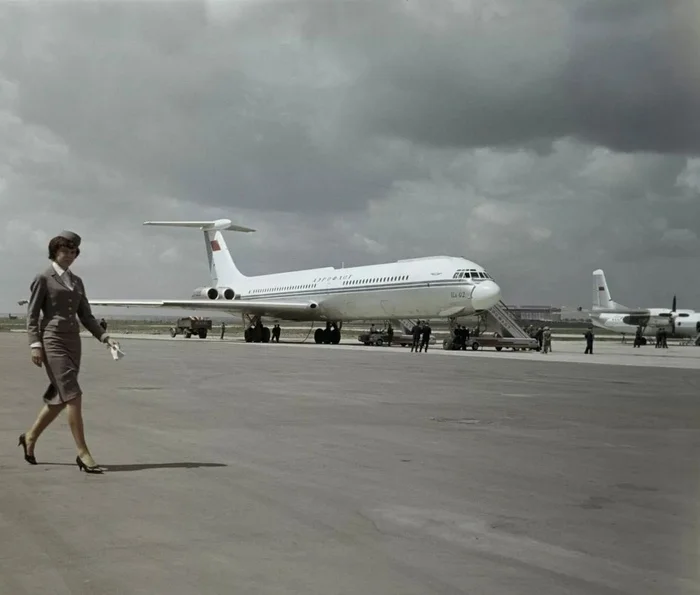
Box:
30 347 43 367
105 337 118 348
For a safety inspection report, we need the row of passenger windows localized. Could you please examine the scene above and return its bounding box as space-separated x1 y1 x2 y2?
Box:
453 269 492 279
249 275 411 294
343 275 409 286
251 283 318 294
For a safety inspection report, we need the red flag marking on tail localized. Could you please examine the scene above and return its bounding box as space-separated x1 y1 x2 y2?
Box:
598 286 604 291
211 240 221 251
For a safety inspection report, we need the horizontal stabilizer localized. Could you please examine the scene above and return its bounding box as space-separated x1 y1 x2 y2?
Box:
143 219 255 233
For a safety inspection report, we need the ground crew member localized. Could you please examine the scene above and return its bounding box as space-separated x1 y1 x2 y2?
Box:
584 326 594 354
386 323 394 347
535 326 544 351
419 322 432 352
542 326 552 353
452 326 461 349
220 322 226 340
634 326 643 348
272 323 281 342
411 321 421 352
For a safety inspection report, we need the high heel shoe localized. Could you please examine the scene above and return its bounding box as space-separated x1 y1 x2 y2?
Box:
18 434 37 465
76 455 103 474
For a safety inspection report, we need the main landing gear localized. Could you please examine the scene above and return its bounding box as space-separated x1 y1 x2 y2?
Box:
242 316 342 344
243 315 271 343
314 321 342 344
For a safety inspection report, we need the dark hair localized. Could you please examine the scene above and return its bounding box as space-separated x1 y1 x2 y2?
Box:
48 236 80 260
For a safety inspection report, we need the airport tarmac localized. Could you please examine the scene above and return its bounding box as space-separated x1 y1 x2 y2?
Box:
76 329 700 370
1 331 699 595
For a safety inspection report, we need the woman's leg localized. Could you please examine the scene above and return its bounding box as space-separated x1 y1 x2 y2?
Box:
25 402 66 454
65 396 98 466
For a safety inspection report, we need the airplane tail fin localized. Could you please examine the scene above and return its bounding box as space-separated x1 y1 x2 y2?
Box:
143 219 254 288
592 268 626 310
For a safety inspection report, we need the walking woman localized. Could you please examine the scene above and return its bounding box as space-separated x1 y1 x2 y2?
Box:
19 231 117 474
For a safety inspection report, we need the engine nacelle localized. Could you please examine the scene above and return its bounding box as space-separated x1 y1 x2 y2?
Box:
191 286 236 300
192 287 220 300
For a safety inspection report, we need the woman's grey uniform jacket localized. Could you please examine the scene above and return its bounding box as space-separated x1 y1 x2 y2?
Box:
26 265 109 405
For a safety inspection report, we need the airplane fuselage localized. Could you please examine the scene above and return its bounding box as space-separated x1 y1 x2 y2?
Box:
590 311 700 338
201 256 501 322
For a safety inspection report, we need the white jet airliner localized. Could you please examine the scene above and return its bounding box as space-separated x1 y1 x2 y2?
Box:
89 218 503 344
588 269 700 341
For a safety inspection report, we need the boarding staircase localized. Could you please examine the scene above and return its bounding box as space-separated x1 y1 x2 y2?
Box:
486 301 533 339
397 319 418 335
399 305 531 340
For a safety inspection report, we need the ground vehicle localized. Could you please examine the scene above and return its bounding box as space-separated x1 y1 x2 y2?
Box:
357 331 437 347
169 316 212 339
443 332 539 351
357 330 392 346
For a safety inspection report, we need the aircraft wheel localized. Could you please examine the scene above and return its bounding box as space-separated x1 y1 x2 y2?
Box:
314 328 324 344
262 327 271 343
323 328 332 344
330 328 341 344
244 328 253 343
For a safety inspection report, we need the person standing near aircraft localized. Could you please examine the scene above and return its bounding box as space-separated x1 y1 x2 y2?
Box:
19 231 118 473
542 326 552 353
411 321 421 352
220 321 226 340
584 326 594 354
419 321 432 352
634 326 643 348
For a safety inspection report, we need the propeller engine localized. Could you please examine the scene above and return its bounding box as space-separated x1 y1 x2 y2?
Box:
654 295 679 336
668 295 677 335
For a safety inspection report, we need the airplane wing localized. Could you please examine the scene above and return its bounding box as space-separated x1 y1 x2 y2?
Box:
590 307 652 316
88 298 318 319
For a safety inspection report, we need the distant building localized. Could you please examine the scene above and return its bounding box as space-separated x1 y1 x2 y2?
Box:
505 305 562 322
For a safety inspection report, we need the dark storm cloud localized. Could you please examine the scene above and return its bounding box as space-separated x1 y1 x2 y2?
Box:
1 1 418 214
304 0 700 154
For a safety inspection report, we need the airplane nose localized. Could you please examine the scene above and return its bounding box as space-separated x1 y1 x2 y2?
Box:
471 280 501 310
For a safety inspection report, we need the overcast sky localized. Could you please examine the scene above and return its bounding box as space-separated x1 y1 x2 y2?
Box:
2 0 700 316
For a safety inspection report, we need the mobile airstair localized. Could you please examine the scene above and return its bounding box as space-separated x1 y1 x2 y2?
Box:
487 301 533 339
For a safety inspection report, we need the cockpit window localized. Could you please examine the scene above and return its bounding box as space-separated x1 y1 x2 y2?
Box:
454 268 493 280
